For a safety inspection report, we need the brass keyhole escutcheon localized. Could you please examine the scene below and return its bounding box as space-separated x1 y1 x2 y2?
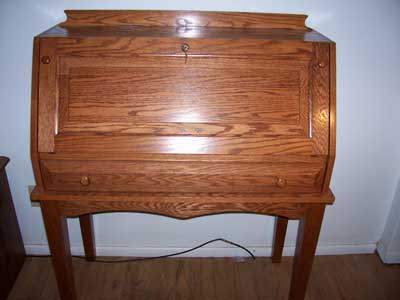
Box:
181 43 190 63
80 176 90 186
181 43 190 52
41 56 51 64
276 177 287 188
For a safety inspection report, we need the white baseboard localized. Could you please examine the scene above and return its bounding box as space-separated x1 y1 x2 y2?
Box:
25 243 377 257
376 240 400 264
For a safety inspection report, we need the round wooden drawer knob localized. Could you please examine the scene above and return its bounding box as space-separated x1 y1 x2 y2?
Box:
41 56 51 64
275 177 287 188
80 176 90 186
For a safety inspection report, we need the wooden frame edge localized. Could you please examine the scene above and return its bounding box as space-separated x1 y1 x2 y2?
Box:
322 42 336 192
31 37 44 187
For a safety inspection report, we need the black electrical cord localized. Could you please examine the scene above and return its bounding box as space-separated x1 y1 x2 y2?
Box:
28 238 256 262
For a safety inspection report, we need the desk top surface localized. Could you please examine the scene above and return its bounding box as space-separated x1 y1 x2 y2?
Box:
37 10 332 43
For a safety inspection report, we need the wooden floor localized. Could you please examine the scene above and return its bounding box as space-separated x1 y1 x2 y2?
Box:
7 254 400 300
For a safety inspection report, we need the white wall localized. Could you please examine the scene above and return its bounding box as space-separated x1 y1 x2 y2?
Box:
1 0 400 256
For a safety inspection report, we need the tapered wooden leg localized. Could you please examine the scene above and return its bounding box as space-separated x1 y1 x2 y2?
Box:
289 204 325 300
40 201 77 300
79 214 96 261
271 216 288 263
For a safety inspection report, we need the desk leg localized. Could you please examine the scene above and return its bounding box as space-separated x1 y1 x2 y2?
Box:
79 214 96 261
289 204 325 300
41 201 77 300
271 216 288 263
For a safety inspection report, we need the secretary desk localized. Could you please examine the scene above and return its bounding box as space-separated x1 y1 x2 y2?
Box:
30 10 336 300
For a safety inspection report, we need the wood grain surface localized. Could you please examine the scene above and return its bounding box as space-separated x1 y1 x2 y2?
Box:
37 39 56 153
310 43 330 155
40 201 77 300
289 204 325 300
30 38 44 186
30 186 334 219
272 216 289 263
61 10 309 30
38 152 328 163
322 43 336 192
40 159 324 193
54 135 316 155
79 214 96 261
55 37 314 57
39 25 331 42
30 186 335 204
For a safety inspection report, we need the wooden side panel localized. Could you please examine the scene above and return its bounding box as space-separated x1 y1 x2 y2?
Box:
37 39 57 153
40 160 325 193
61 10 309 30
30 37 44 186
311 43 330 155
322 43 336 192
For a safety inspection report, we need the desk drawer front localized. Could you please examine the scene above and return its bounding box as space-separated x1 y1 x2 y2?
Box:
41 160 324 193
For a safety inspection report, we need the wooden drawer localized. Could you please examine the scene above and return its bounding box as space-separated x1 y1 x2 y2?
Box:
41 160 324 193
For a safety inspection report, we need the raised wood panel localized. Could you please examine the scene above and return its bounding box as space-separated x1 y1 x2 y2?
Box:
41 160 324 193
66 67 300 123
57 55 310 138
61 10 309 30
56 56 311 139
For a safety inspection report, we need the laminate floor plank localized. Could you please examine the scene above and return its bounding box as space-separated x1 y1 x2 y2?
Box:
213 257 238 300
233 258 259 300
7 254 400 300
192 258 217 300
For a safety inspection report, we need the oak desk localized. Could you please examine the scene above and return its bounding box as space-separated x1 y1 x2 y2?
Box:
30 10 336 300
